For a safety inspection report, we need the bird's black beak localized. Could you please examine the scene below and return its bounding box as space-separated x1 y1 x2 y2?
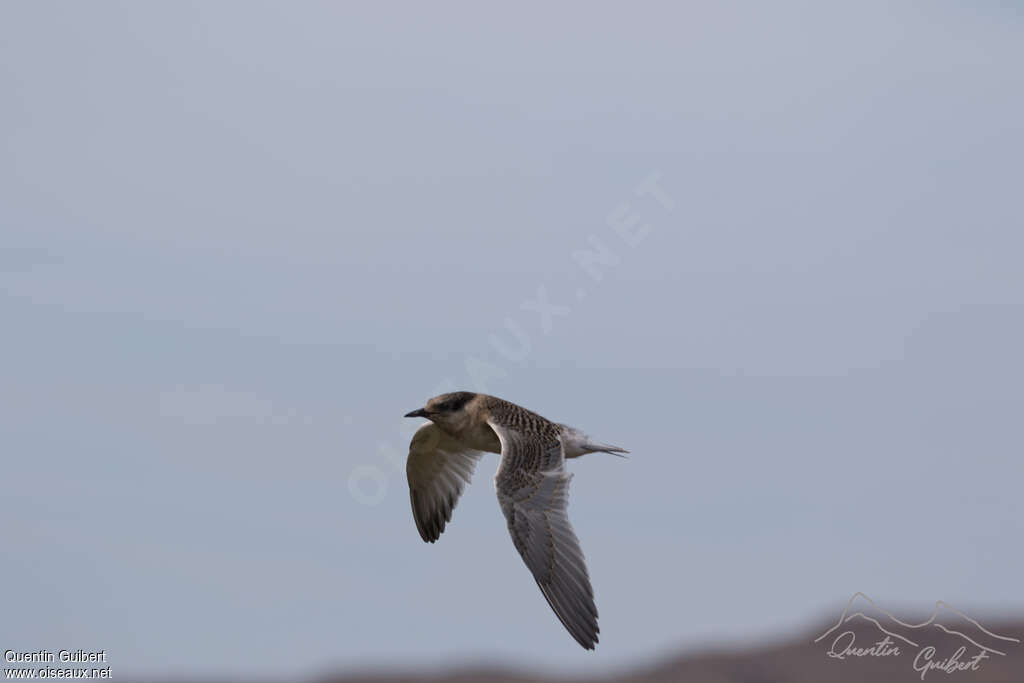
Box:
404 408 428 418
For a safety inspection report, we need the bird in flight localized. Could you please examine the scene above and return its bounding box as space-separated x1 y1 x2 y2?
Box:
403 391 628 650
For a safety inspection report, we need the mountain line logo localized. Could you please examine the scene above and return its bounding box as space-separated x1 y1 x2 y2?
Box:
815 592 1020 679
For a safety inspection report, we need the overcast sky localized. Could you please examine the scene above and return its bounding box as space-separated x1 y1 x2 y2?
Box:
2 1 1022 678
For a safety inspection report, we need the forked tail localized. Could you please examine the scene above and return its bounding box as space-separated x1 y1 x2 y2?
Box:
586 442 630 458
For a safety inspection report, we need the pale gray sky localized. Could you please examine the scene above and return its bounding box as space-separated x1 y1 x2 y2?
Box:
1 1 1022 678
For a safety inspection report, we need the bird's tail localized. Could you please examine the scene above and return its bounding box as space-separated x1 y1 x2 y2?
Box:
559 425 630 458
581 440 630 458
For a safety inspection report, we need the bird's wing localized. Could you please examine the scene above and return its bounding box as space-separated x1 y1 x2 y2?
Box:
406 422 484 543
489 420 599 649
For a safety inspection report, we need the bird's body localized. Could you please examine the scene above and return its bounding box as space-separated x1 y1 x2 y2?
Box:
403 391 627 650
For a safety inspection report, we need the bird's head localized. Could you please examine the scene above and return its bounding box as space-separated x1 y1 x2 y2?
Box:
404 391 477 432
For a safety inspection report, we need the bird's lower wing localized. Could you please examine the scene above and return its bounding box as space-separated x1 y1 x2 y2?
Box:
490 423 600 649
406 422 484 543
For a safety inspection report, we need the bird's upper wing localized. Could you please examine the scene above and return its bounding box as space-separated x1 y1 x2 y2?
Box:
489 419 599 650
406 422 485 543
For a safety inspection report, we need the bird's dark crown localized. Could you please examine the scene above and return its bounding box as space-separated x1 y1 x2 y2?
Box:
427 391 476 413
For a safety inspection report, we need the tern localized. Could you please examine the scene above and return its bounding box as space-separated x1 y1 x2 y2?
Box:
403 391 627 650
